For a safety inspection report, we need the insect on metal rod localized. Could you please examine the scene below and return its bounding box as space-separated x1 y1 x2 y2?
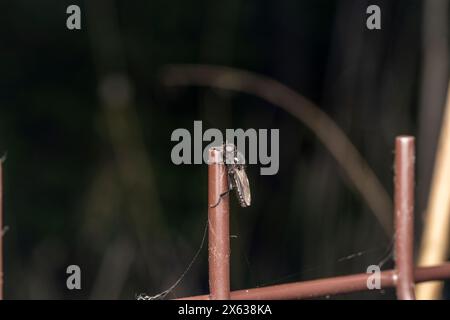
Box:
209 144 251 209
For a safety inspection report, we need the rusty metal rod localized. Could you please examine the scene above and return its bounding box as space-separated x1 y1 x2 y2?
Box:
208 148 230 300
178 263 450 300
0 158 3 300
394 136 416 300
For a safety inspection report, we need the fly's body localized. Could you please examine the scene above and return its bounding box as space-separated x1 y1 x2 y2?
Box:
223 144 251 208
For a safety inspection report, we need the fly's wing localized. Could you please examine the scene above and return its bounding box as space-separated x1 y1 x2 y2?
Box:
233 166 251 207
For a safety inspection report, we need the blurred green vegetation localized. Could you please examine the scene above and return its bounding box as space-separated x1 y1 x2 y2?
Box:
0 0 448 299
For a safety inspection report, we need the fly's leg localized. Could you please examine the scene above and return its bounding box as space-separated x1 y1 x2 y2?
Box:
209 189 231 208
209 176 234 208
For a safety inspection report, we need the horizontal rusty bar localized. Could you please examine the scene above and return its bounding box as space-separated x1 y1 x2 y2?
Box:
177 263 450 300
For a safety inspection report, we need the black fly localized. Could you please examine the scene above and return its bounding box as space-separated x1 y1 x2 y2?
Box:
210 144 251 208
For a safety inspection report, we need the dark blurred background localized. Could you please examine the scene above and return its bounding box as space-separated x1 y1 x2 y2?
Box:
0 0 449 299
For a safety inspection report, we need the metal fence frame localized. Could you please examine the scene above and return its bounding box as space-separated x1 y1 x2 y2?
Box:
178 136 450 300
0 136 449 300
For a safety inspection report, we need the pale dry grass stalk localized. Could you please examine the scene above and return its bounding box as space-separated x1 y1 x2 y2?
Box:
416 83 450 299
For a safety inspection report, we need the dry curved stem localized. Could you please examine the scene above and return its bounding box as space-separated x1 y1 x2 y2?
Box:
161 64 393 235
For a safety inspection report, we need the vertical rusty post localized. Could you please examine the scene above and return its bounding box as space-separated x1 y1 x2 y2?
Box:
394 136 416 300
208 147 230 300
0 158 3 300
